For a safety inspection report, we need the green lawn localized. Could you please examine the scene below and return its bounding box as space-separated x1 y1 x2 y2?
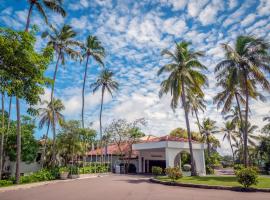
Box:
156 176 270 189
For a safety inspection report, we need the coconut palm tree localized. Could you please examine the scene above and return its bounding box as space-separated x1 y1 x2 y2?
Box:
91 69 119 150
42 24 81 164
81 35 105 128
221 121 237 162
158 41 208 176
215 36 270 167
186 90 206 134
25 0 66 31
200 118 219 157
262 114 270 135
38 99 65 167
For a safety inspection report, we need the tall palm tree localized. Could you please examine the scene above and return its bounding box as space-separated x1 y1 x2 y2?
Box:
262 114 270 135
200 118 219 157
18 0 65 183
221 121 237 162
38 99 64 167
158 41 208 176
81 36 105 128
42 24 81 164
91 69 119 151
215 36 270 167
25 0 66 31
186 90 206 134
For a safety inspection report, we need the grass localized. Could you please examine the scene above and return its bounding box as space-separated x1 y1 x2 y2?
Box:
156 175 270 189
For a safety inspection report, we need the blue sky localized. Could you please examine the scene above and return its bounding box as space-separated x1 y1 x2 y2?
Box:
1 0 270 154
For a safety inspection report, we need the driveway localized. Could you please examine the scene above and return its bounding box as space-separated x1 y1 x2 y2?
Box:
0 175 269 200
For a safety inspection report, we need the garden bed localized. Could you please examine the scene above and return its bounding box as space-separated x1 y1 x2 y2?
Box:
151 176 270 192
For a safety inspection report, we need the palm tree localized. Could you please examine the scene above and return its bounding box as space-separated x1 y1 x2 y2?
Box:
25 0 66 31
81 35 105 128
215 36 270 167
38 99 64 167
200 118 219 157
186 90 206 134
19 0 65 183
42 24 81 164
158 41 208 176
262 114 270 135
91 69 119 157
221 121 237 162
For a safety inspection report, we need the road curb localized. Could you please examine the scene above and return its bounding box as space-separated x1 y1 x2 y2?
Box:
149 178 270 193
0 173 110 193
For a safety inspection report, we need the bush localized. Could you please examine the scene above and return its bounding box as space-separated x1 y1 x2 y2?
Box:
19 169 56 184
69 166 79 175
236 167 258 188
182 164 191 172
59 167 69 173
233 164 244 171
152 166 163 176
0 180 13 187
206 165 214 174
165 167 182 181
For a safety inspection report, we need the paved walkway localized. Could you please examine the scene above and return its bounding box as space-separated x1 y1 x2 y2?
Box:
0 175 269 200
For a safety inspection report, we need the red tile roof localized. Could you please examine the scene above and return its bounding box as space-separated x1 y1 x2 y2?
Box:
87 135 195 156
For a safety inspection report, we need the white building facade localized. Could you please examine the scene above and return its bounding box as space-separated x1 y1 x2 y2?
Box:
133 139 206 176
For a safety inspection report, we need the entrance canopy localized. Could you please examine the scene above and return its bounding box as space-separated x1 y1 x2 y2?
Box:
132 135 206 175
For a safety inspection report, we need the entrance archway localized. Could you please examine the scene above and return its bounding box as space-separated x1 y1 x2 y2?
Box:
174 151 191 174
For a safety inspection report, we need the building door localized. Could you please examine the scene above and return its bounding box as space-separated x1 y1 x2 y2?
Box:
148 160 166 173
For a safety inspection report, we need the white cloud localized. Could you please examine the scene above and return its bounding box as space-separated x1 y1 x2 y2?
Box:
71 16 88 30
187 0 209 18
257 0 270 16
241 13 257 27
198 0 224 25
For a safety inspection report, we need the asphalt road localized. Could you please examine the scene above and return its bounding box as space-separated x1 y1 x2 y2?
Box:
0 175 269 200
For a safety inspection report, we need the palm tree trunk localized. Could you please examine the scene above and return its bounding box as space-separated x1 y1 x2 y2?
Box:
82 55 90 128
40 121 50 168
194 109 202 134
206 134 210 157
99 87 105 161
181 81 196 176
2 97 12 175
15 97 21 184
0 93 5 180
229 137 235 163
25 3 34 32
50 51 61 166
244 73 249 167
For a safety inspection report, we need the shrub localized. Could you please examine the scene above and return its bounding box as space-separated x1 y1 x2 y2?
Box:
182 164 191 172
206 165 214 174
59 167 69 173
236 167 258 188
69 166 79 175
152 166 163 176
165 167 182 181
19 169 56 184
233 164 244 171
0 180 13 187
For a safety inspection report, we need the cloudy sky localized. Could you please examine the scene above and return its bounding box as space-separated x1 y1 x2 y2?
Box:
1 0 270 154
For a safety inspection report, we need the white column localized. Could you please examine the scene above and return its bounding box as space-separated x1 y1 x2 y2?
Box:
138 152 142 173
193 149 206 176
165 148 175 168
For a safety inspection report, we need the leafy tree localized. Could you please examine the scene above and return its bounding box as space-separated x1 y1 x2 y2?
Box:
25 0 66 31
158 41 208 176
104 118 145 173
91 69 119 152
81 35 105 128
5 116 39 164
38 98 65 167
215 36 270 167
169 127 201 141
42 24 81 165
0 28 53 183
